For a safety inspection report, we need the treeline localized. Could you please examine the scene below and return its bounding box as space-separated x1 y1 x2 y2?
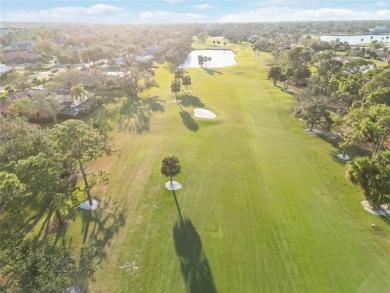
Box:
1 23 195 66
1 62 157 96
270 45 389 209
0 118 112 291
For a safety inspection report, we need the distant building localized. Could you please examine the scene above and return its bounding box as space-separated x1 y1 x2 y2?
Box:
115 57 126 65
369 26 390 34
144 44 164 56
248 35 260 42
1 88 97 119
135 56 153 67
4 40 34 53
3 51 40 64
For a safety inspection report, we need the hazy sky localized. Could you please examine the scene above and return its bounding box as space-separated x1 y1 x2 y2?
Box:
1 0 390 23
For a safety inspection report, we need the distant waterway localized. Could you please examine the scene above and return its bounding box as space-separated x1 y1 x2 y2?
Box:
0 64 12 75
320 34 390 45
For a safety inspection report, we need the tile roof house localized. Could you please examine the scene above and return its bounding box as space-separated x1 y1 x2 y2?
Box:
144 44 164 56
1 88 97 119
3 51 40 64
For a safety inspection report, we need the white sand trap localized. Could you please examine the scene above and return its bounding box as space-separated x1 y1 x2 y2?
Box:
361 200 390 216
305 128 322 134
194 108 216 119
165 180 182 190
337 153 350 160
80 199 99 210
172 99 182 103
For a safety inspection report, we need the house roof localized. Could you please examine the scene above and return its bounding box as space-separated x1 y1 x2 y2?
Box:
144 44 164 55
135 56 152 64
3 51 39 62
7 90 31 101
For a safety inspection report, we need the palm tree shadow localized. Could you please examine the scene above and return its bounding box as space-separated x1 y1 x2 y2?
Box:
117 96 165 133
90 96 165 134
175 100 199 132
173 218 217 293
202 68 223 75
179 111 199 132
178 93 205 108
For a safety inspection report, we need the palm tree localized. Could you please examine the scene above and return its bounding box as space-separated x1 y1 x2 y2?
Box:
161 156 183 221
198 55 204 68
174 69 184 80
171 80 181 102
182 75 191 91
205 56 211 68
70 84 87 103
161 156 181 185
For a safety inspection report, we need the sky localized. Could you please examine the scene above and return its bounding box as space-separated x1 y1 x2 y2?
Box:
1 0 390 24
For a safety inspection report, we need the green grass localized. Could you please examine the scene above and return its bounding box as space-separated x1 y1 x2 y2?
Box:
58 45 390 292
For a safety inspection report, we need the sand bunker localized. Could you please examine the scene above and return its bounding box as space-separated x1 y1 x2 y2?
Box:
337 153 350 160
194 108 216 119
80 199 99 210
165 180 182 191
361 200 390 216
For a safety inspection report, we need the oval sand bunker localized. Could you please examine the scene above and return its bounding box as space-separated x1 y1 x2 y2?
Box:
80 199 99 210
194 108 216 119
165 181 182 191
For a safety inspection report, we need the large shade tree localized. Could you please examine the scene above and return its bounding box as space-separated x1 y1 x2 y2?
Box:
346 151 390 209
268 66 282 86
332 72 365 107
345 103 390 154
49 120 112 206
0 238 102 292
293 89 332 132
31 91 64 123
15 153 72 225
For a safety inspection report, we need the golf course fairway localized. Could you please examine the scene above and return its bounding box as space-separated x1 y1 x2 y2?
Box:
73 45 390 293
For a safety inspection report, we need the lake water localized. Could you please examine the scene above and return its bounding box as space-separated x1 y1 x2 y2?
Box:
320 35 390 45
180 49 237 68
0 64 12 75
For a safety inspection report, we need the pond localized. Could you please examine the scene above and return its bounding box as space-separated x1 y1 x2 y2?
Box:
0 64 12 75
180 49 237 68
320 34 390 45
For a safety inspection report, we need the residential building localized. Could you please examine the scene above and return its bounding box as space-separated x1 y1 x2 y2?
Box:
369 26 390 34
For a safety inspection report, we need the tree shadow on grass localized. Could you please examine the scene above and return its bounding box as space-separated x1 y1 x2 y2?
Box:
178 93 205 108
117 96 165 133
380 214 390 226
90 96 165 134
173 218 217 293
176 100 199 132
74 200 127 290
202 68 223 76
80 200 127 248
180 111 199 132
